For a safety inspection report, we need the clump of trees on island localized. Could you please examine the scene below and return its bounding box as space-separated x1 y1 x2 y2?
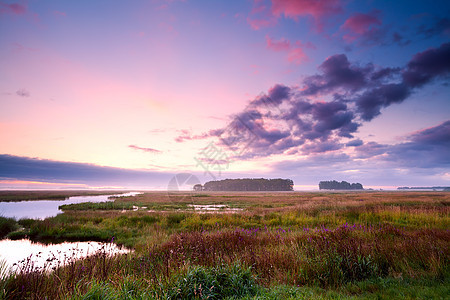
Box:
194 178 294 191
319 180 364 190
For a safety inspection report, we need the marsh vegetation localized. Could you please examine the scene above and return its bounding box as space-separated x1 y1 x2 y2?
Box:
0 191 448 299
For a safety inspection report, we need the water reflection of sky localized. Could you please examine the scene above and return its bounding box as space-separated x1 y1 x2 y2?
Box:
0 239 130 273
0 192 141 220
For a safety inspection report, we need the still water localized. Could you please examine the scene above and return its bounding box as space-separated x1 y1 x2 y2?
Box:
0 239 130 272
0 192 141 220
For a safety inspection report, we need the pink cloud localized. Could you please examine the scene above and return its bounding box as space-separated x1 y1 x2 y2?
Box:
0 1 26 15
247 0 277 30
249 64 262 75
341 11 382 42
247 0 342 31
53 10 66 17
247 17 276 30
266 35 290 51
287 44 308 64
271 0 342 29
128 145 161 153
266 36 310 64
342 11 381 34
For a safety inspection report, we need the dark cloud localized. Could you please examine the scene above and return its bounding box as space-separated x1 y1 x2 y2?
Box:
417 17 450 39
269 120 450 185
370 67 400 81
267 84 291 104
391 32 411 46
0 154 171 187
128 145 161 153
402 42 450 88
355 83 411 121
354 42 450 121
176 43 450 160
301 54 368 95
346 139 363 147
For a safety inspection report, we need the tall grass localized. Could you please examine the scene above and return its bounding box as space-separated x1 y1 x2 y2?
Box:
0 191 448 299
2 223 448 299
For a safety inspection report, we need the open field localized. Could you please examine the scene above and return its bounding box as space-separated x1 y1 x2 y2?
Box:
1 191 449 299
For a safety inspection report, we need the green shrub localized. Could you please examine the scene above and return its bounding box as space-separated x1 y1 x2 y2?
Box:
6 230 27 240
167 263 257 299
0 216 17 239
17 218 36 228
166 213 186 226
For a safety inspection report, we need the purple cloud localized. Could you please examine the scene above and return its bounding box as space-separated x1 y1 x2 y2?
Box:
354 141 389 159
16 88 30 97
355 42 450 120
355 83 411 121
176 43 450 160
386 121 450 168
402 42 450 88
301 54 369 95
410 120 450 145
0 154 171 188
354 121 450 167
346 139 363 147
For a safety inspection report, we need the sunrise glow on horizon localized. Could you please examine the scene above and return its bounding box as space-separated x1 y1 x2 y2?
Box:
1 0 449 189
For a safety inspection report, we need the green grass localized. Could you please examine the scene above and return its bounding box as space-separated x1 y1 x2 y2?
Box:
59 201 193 211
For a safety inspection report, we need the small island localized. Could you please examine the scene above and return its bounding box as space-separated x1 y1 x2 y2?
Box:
319 180 364 190
194 178 294 191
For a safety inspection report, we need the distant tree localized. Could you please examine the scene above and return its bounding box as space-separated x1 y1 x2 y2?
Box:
193 184 203 191
203 178 294 191
319 180 364 190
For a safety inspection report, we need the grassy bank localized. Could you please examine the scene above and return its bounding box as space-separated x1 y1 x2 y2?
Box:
0 190 131 202
0 191 449 299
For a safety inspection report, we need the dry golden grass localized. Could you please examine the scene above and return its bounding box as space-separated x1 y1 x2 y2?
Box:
117 190 450 213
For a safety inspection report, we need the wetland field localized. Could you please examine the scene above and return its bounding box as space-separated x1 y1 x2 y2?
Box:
0 191 449 299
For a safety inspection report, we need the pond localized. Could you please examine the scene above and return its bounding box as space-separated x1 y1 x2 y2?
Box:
0 192 141 220
188 204 242 213
0 239 130 273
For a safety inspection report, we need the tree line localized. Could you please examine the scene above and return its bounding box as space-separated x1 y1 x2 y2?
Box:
319 180 363 190
194 178 294 191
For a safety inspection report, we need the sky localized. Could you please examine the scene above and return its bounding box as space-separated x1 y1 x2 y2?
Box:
0 0 449 190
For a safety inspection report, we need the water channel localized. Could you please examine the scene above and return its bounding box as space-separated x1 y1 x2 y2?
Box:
0 192 141 220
